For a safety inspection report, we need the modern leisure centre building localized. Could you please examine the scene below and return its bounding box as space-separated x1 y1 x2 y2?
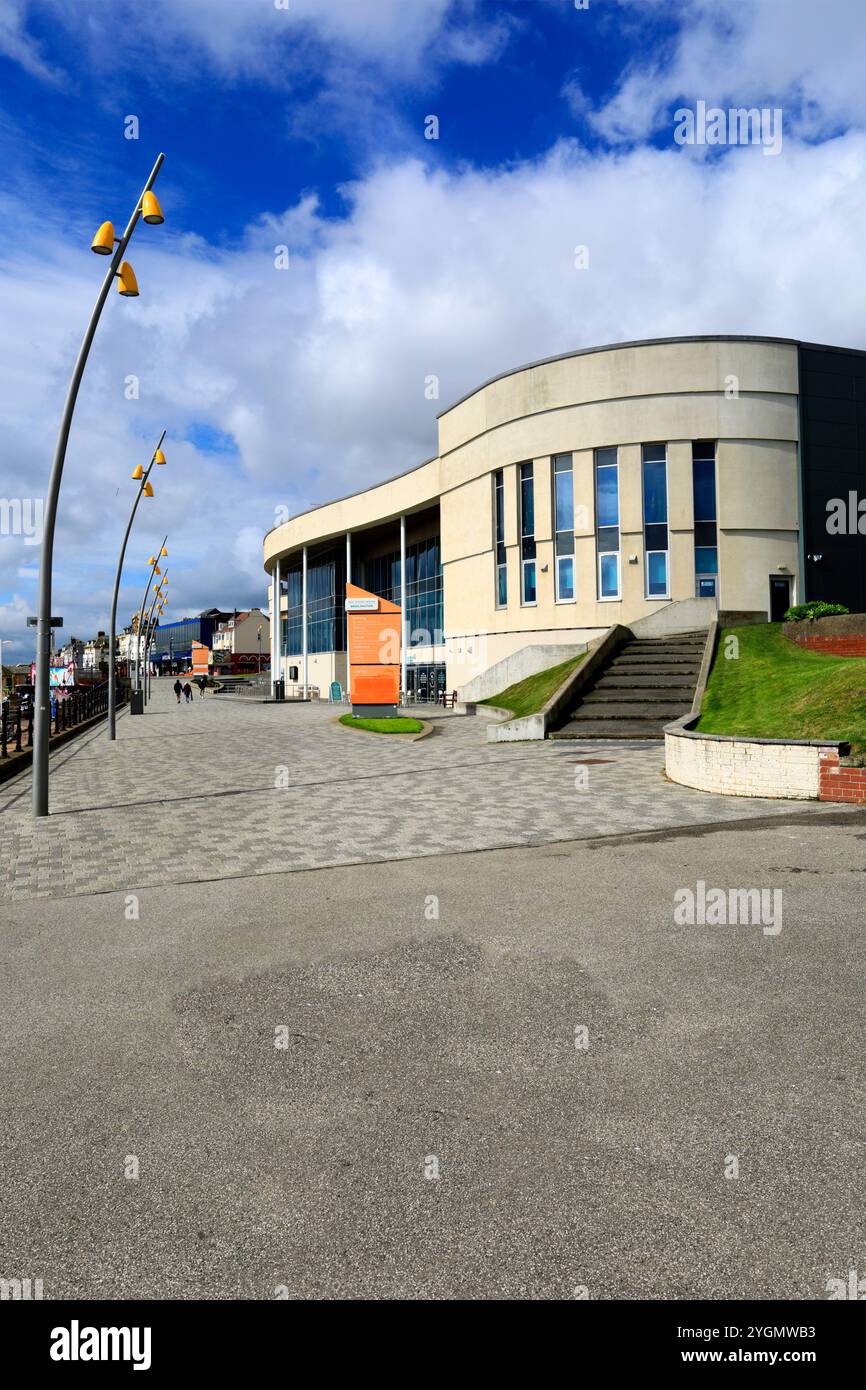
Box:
263 335 866 698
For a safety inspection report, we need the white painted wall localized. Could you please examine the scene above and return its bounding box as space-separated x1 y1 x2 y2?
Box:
665 729 821 799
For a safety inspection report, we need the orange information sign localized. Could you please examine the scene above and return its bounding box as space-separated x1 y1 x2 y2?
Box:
346 582 401 710
191 641 209 676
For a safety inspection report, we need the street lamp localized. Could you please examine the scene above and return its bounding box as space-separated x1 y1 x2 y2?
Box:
107 430 167 740
33 153 166 815
133 538 167 702
141 572 167 701
145 578 168 700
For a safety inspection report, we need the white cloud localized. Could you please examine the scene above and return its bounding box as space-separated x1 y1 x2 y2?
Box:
0 0 61 84
5 127 866 655
592 0 866 144
5 0 510 85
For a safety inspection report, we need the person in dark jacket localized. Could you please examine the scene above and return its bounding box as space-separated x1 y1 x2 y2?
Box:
196 675 207 697
183 682 193 704
173 679 182 705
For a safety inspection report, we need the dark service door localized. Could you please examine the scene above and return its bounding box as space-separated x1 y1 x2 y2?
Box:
769 576 792 622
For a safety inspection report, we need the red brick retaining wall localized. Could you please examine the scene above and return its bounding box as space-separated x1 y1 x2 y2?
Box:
788 633 866 657
819 749 866 803
784 613 866 657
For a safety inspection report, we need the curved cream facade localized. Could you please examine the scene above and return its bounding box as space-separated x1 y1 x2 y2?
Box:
264 336 803 693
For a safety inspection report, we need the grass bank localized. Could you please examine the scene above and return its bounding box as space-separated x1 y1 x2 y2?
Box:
696 624 866 754
478 653 586 719
339 714 423 735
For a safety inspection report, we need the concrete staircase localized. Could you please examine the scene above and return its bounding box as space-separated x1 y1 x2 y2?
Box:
552 631 706 740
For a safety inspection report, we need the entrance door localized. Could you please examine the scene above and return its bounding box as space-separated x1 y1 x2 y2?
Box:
769 576 792 622
406 662 446 702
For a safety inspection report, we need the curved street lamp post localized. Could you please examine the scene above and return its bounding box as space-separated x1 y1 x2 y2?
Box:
133 538 167 702
142 574 167 700
33 153 166 815
107 430 166 740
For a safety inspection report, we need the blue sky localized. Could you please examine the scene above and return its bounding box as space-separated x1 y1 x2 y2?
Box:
2 0 866 656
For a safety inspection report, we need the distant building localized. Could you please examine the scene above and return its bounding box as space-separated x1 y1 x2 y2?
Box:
58 637 85 669
82 631 109 673
149 610 231 674
117 626 145 674
211 608 270 671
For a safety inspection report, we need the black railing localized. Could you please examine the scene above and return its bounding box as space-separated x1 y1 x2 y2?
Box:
1 682 124 760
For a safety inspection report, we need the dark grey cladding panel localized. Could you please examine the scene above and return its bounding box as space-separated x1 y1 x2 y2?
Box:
799 344 866 611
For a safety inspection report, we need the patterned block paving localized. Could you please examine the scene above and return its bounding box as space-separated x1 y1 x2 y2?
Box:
0 681 845 901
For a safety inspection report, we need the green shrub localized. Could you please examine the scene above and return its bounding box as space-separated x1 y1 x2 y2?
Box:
783 600 850 622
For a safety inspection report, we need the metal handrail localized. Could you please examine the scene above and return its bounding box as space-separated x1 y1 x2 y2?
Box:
2 681 123 760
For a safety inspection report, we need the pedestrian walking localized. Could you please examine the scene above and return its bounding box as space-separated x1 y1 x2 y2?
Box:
173 679 182 705
196 675 207 698
183 682 193 704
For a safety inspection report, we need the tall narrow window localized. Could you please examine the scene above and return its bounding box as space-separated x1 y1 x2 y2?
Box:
595 447 620 599
642 443 669 598
493 469 507 607
519 461 536 604
553 454 575 601
692 441 718 598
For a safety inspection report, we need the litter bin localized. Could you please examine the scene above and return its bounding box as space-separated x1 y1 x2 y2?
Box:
130 690 144 716
274 678 285 702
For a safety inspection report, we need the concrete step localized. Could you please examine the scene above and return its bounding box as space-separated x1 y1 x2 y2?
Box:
611 653 702 665
552 719 665 740
582 687 693 704
606 667 701 682
618 643 705 657
628 630 706 641
616 656 703 667
569 700 691 720
550 630 704 739
595 673 697 690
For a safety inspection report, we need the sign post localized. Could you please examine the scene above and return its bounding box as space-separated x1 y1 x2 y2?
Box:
345 583 402 716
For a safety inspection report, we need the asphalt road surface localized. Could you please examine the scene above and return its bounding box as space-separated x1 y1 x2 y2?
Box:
2 804 863 1299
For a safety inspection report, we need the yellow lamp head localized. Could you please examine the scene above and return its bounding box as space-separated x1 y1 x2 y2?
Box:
131 463 143 480
148 556 156 565
143 481 154 497
161 546 168 557
141 191 165 225
153 564 161 575
117 261 139 297
91 221 115 255
154 449 167 465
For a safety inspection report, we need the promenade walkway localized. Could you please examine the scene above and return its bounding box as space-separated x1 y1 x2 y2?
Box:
0 677 844 900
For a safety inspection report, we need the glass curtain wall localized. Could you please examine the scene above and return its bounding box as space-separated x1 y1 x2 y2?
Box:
363 535 443 646
553 453 575 600
281 547 346 655
642 443 669 598
519 462 536 603
692 441 718 597
493 469 507 606
595 447 620 598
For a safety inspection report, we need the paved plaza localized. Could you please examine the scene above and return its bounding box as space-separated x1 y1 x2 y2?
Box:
0 679 848 900
1 685 863 1300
